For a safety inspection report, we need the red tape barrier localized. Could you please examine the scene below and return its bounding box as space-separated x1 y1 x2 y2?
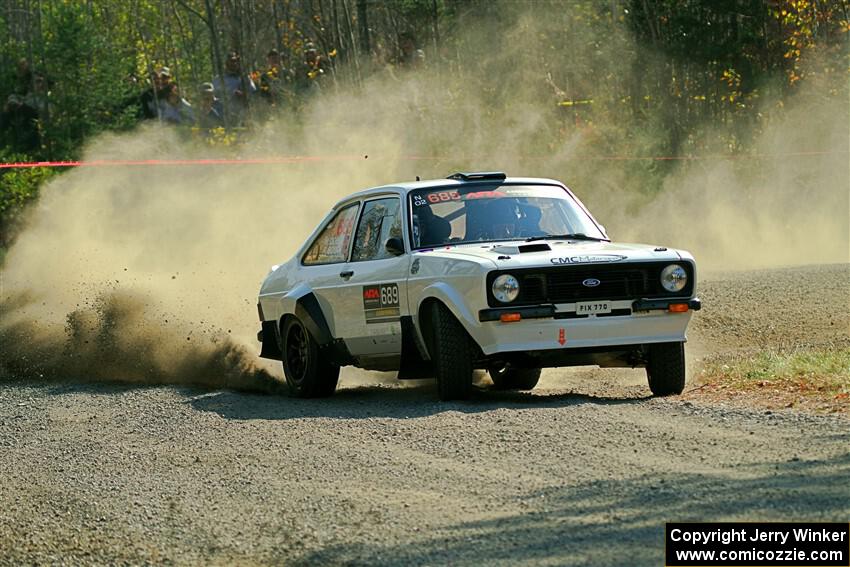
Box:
0 150 845 169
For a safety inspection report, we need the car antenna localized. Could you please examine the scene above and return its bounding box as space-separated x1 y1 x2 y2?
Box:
416 175 420 181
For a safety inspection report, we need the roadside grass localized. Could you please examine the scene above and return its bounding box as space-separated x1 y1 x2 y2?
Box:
688 346 850 415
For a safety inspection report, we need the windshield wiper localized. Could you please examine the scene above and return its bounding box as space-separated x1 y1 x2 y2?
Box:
525 233 605 242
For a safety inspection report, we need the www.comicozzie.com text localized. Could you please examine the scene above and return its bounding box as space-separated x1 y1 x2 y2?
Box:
670 527 848 546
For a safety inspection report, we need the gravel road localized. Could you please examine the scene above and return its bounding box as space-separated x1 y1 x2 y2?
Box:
1 264 848 566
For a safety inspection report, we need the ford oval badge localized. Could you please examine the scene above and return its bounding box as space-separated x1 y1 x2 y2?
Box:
582 278 601 288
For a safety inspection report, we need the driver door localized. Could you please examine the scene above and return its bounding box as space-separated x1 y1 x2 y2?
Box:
335 196 409 357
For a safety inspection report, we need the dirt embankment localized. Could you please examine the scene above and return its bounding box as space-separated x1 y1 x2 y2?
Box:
682 264 850 414
690 263 849 354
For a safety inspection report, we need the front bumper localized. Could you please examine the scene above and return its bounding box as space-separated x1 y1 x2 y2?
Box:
471 298 700 355
479 297 701 321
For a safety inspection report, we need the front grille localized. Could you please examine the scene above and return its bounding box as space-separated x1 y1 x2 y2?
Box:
544 267 651 302
487 261 694 307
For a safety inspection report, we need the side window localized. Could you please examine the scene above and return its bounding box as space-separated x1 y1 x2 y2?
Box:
302 203 360 265
351 197 403 262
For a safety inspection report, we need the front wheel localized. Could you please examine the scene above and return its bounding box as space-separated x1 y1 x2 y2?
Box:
489 365 541 390
430 302 475 401
282 317 340 398
646 342 685 396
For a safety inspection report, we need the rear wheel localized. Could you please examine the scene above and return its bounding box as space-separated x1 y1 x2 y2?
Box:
646 342 685 396
282 317 339 398
429 302 474 401
489 365 541 390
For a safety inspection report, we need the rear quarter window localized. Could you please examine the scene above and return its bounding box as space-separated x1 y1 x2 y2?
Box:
302 203 360 265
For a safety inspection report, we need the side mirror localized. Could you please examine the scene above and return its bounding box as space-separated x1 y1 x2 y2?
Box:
385 237 405 256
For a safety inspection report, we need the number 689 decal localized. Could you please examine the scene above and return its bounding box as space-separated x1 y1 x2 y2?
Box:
380 284 399 306
363 283 401 323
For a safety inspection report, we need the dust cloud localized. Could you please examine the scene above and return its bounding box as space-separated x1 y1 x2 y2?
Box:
1 6 847 389
602 90 849 272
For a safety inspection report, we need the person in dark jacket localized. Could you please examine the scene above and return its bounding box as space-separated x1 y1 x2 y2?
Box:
212 51 257 126
196 82 224 129
0 94 40 152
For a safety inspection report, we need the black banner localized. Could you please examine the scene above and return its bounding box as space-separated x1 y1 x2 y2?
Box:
666 522 849 566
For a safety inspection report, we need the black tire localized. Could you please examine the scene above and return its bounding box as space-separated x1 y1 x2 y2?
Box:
429 302 475 401
281 316 340 398
646 342 685 396
489 365 541 390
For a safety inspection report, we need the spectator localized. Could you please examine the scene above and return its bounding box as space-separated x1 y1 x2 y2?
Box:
24 72 52 120
212 51 257 125
259 48 288 107
396 33 417 66
138 71 161 119
138 68 174 120
1 65 47 152
196 82 224 129
14 58 33 95
0 94 40 152
158 84 194 125
413 49 426 68
158 66 175 91
293 42 326 95
267 48 283 71
160 68 178 108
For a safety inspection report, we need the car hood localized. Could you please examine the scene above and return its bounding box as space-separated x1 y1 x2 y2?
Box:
415 240 687 268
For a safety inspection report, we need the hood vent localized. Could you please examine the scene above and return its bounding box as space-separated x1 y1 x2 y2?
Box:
519 243 551 253
491 243 552 255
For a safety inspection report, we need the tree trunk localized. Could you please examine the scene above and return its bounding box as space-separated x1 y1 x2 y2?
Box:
35 0 53 156
332 0 344 62
204 0 227 117
340 0 360 83
271 0 282 53
431 0 439 52
171 0 201 90
356 0 369 55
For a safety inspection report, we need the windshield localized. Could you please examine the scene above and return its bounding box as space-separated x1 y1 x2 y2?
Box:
409 184 605 249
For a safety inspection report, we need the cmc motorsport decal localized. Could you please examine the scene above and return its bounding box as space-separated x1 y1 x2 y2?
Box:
550 254 627 265
362 283 401 324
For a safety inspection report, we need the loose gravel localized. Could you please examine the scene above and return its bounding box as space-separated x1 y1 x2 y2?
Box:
0 264 848 566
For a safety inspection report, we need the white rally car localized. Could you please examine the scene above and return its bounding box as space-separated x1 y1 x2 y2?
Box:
257 172 701 400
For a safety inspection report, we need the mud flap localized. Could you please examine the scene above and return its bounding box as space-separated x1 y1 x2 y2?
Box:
258 321 282 360
398 316 433 379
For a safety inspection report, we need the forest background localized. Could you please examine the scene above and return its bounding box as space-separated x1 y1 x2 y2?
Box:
0 0 848 250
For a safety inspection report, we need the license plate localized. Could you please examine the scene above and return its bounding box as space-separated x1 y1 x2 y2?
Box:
575 301 611 315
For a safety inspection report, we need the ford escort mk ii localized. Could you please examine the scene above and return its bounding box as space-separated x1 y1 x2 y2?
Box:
257 172 701 400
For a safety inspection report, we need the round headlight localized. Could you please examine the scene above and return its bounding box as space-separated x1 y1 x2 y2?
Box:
492 274 520 303
660 264 688 293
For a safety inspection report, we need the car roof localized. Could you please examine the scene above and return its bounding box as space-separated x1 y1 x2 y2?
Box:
332 176 567 210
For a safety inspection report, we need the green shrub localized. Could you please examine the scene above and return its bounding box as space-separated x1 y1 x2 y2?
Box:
0 151 56 247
